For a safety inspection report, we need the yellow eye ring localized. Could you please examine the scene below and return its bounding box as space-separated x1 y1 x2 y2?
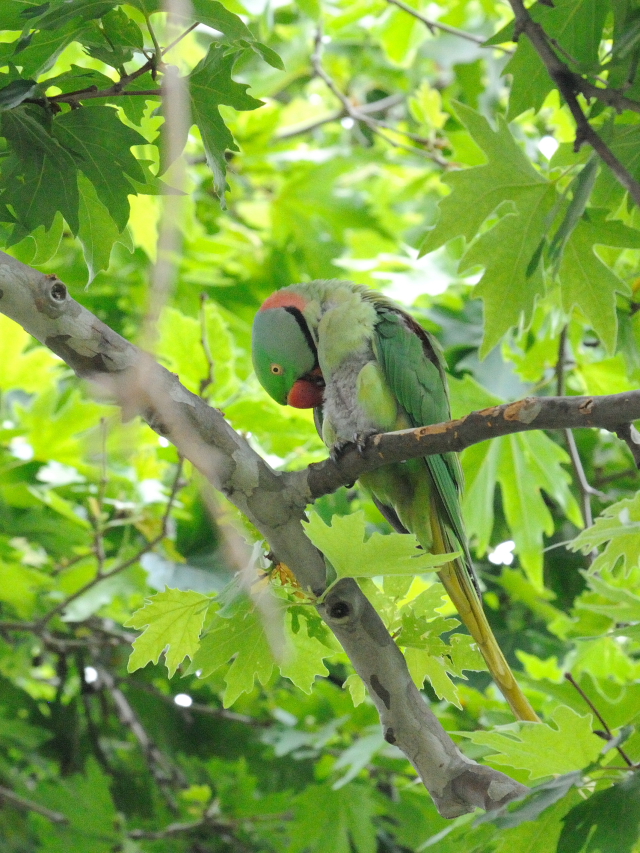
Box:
270 363 284 375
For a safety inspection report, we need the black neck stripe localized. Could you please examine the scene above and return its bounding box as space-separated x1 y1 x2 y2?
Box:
284 306 318 366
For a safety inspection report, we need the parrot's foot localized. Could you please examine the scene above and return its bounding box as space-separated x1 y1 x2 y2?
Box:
329 432 373 463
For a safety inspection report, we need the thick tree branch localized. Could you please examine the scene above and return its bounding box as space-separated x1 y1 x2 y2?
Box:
506 0 640 208
0 252 531 817
304 392 640 500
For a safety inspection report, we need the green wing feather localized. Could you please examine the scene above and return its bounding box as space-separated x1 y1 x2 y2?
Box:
372 305 538 722
373 307 473 570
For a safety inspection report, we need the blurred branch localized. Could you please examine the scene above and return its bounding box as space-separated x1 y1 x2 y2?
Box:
96 665 186 812
128 805 256 850
311 29 449 165
34 459 184 630
125 679 271 726
565 672 636 768
0 786 68 825
275 94 404 140
385 0 512 54
506 0 640 208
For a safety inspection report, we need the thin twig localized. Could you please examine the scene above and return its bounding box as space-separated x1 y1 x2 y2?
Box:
96 665 186 812
385 0 513 54
161 21 199 56
555 327 604 533
124 679 271 726
506 0 640 209
595 467 638 486
577 79 640 116
36 460 184 629
199 294 215 395
275 94 404 140
565 672 635 767
128 805 258 850
0 786 68 825
311 28 448 165
39 21 195 108
45 55 158 106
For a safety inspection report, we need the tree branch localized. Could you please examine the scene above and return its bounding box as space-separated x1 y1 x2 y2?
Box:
304 392 640 500
0 251 533 817
0 785 68 824
311 29 448 164
555 327 604 533
385 0 513 54
95 665 186 812
506 0 640 209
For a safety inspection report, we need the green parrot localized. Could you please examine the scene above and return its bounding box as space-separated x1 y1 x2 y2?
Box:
252 279 538 722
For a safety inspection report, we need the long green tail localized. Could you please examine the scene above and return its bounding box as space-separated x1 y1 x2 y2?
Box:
431 510 539 722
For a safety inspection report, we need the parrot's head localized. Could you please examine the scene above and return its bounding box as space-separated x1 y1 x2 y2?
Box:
252 289 325 408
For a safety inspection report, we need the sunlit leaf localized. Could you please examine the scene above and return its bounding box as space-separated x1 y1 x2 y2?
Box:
126 587 210 677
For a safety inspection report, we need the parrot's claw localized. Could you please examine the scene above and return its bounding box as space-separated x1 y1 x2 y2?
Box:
353 432 369 454
330 433 372 463
330 440 350 463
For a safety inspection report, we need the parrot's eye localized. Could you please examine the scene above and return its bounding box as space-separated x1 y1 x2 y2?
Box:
270 363 284 375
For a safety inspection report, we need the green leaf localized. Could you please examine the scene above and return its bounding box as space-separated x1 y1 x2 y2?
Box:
77 173 124 283
0 23 81 77
457 705 603 780
405 646 461 707
344 673 367 707
0 562 51 618
569 492 640 576
503 37 554 119
189 44 262 203
289 783 378 853
0 78 37 110
33 759 119 853
156 307 210 394
125 587 210 677
501 0 608 118
279 611 330 694
593 123 640 209
450 374 581 585
188 596 276 707
15 387 110 467
576 573 640 622
479 771 583 830
1 105 80 232
558 773 640 853
469 435 580 588
419 102 555 355
558 212 638 354
303 510 458 584
53 105 147 231
31 0 119 30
